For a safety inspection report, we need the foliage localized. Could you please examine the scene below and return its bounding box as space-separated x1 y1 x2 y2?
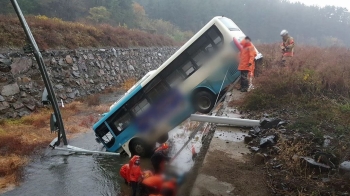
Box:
87 6 111 24
136 0 350 47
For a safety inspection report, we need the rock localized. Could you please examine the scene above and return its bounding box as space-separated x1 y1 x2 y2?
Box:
323 135 333 148
72 71 80 78
254 153 265 164
260 135 276 148
20 92 27 98
88 53 94 60
67 90 79 99
0 63 11 72
59 94 67 100
55 84 64 90
0 54 5 58
339 161 350 172
7 112 17 118
66 88 73 93
12 102 24 110
0 101 10 114
128 65 135 71
260 118 282 129
89 79 94 84
26 104 36 111
249 126 261 135
10 58 32 75
19 111 30 117
244 135 254 144
72 65 79 71
0 95 4 102
58 58 65 66
22 77 31 83
65 55 73 64
277 121 287 128
112 48 117 57
51 57 57 65
250 147 260 152
1 83 20 96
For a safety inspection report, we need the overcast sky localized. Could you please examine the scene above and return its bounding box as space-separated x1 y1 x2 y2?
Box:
288 0 350 10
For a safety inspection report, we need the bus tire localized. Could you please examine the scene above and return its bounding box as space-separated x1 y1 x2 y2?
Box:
129 138 153 157
194 91 216 114
157 133 169 143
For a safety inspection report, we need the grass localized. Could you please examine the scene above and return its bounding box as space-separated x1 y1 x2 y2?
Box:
0 15 176 50
241 44 350 195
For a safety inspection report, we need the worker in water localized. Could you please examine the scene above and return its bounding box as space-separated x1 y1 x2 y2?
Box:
139 174 164 195
120 163 130 184
238 36 257 92
151 143 171 174
129 155 143 196
280 29 295 66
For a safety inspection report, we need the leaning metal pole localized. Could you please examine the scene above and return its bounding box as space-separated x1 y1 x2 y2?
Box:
10 0 68 146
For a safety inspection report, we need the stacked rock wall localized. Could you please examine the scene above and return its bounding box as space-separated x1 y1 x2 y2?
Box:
0 47 178 119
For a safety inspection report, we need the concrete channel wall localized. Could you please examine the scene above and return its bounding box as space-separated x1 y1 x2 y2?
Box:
0 47 178 119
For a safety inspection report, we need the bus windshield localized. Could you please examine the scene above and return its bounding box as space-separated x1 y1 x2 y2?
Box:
218 18 240 31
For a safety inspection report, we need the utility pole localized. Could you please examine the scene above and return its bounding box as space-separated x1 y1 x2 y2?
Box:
10 0 68 146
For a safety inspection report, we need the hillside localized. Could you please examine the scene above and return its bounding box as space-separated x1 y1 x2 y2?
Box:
0 15 176 50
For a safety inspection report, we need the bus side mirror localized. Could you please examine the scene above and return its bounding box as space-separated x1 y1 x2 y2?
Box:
50 113 58 133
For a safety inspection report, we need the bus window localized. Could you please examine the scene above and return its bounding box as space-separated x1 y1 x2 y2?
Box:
208 28 222 45
166 70 184 87
95 123 115 148
113 112 132 131
181 61 196 76
132 98 150 116
147 82 168 102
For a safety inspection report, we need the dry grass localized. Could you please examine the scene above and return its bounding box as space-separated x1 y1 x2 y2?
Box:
86 94 100 106
122 78 137 91
0 15 176 49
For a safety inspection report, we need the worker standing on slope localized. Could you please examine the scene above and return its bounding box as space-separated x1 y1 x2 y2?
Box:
238 36 257 92
280 30 295 66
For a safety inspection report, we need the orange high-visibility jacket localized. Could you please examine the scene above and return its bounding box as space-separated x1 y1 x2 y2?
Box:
238 40 257 71
142 175 163 192
120 163 130 182
129 155 142 182
281 36 294 57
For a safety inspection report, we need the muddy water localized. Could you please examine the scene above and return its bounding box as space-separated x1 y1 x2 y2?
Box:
3 132 133 196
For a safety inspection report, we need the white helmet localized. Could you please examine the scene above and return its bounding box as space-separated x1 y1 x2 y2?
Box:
280 30 288 36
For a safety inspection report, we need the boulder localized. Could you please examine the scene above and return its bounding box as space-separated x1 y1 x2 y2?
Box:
10 58 32 75
1 83 20 96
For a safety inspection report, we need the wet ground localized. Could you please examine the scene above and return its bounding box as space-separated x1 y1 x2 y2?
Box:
2 90 203 196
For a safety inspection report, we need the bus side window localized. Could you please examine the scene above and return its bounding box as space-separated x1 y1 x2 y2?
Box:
181 61 196 76
132 98 150 116
147 82 168 102
208 28 222 46
166 70 184 87
113 112 132 132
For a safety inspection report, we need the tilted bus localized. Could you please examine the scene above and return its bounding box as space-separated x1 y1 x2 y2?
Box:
93 16 262 157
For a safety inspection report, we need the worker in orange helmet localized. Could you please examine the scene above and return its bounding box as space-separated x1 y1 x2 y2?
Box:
120 163 130 184
238 36 257 92
151 143 171 174
129 155 143 196
280 29 295 66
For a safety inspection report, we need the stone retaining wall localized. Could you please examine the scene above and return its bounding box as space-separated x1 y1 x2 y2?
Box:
0 47 178 119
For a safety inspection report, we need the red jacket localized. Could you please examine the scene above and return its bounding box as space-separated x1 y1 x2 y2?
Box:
129 155 142 182
120 163 130 182
238 40 257 71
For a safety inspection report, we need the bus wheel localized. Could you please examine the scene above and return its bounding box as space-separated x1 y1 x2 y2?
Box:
129 138 152 157
194 91 216 114
157 133 169 143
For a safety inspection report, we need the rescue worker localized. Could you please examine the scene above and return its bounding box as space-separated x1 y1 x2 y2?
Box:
120 163 130 184
151 143 171 174
129 155 143 196
280 29 295 66
238 36 257 92
139 174 163 195
191 145 197 161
